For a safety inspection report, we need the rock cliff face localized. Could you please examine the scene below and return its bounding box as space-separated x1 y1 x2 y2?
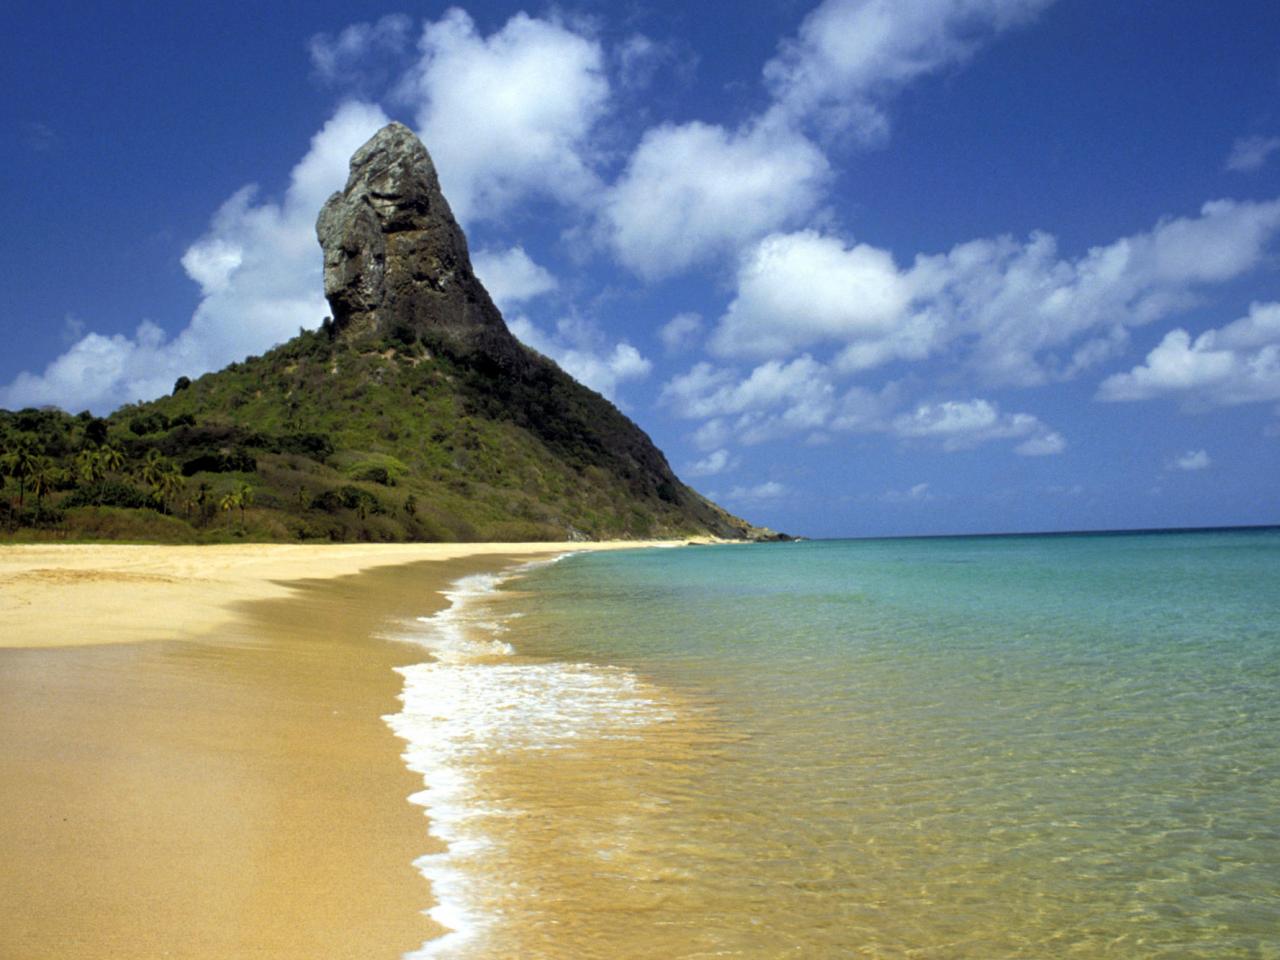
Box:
316 123 775 541
317 122 515 359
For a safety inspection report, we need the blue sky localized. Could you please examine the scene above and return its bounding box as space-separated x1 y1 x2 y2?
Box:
3 0 1279 538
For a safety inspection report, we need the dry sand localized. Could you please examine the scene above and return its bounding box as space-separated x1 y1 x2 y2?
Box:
0 541 673 649
0 541 674 959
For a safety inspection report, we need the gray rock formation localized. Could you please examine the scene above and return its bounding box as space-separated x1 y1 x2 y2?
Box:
316 122 510 354
315 122 782 541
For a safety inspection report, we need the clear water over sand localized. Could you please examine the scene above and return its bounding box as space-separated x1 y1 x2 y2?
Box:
390 530 1280 958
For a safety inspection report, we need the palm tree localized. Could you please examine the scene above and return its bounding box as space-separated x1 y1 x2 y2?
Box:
1 436 40 507
195 481 212 523
138 448 166 487
74 448 105 486
219 488 241 520
138 449 180 513
99 445 125 474
28 455 60 507
158 465 185 516
235 482 254 527
220 484 254 529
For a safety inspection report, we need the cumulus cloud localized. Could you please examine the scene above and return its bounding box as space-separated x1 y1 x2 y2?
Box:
598 0 1058 278
1225 135 1280 173
660 356 914 447
686 448 738 477
508 315 651 400
763 0 1055 141
711 230 912 359
1172 449 1211 471
727 480 786 501
472 246 557 311
601 118 829 278
691 418 731 452
709 198 1280 386
1097 301 1280 408
661 356 837 444
1014 430 1066 456
309 14 413 90
891 398 1064 453
615 33 692 91
1 101 390 414
660 312 703 354
402 9 609 223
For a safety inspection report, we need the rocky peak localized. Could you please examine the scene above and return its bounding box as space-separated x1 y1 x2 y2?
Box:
316 122 509 351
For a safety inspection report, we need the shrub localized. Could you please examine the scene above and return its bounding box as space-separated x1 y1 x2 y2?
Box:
128 412 170 436
181 450 257 476
274 432 334 461
63 479 152 510
312 485 382 517
350 465 392 485
18 503 65 528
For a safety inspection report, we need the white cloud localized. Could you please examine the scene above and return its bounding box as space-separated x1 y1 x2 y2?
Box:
709 198 1280 386
661 356 850 446
599 0 1056 280
881 482 934 503
691 418 731 452
663 359 907 447
891 398 1063 453
763 0 1055 141
665 358 834 424
829 382 904 432
687 448 738 477
403 9 609 223
1172 449 1211 471
309 15 413 89
660 312 703 354
1226 135 1280 173
912 198 1280 384
601 118 829 278
727 481 786 501
1014 430 1066 456
472 246 557 311
180 238 242 294
1 101 390 413
615 33 689 91
1 321 176 413
712 230 913 360
508 315 651 400
1097 301 1280 408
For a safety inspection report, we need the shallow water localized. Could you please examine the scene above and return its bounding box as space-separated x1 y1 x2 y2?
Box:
387 530 1280 958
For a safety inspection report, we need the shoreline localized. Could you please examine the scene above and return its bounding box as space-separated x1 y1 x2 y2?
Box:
0 540 689 650
0 541 682 959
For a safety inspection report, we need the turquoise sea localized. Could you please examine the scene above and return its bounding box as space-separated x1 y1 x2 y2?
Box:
388 528 1280 958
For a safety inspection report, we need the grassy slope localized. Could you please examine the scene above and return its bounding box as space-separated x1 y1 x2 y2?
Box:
0 327 750 543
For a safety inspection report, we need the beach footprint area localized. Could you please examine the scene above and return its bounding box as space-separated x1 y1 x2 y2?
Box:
0 542 669 960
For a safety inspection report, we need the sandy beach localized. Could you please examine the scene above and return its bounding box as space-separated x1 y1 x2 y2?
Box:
0 541 671 959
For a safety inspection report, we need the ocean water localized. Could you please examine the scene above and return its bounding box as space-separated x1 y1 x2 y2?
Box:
385 529 1280 959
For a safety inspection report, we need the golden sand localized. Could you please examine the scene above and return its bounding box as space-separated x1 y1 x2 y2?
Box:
0 541 673 959
0 541 676 649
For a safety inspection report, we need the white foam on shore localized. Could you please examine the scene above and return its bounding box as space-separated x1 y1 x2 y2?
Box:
382 559 671 958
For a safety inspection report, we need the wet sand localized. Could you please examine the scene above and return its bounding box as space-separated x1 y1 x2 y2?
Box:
0 542 670 959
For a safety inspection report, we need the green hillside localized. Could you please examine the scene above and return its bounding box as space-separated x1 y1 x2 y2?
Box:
0 326 754 542
0 124 772 544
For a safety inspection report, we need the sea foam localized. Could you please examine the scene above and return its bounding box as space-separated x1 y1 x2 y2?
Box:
382 559 672 958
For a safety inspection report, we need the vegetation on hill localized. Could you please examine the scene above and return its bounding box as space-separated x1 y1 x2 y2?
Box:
0 324 756 543
1 123 772 545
